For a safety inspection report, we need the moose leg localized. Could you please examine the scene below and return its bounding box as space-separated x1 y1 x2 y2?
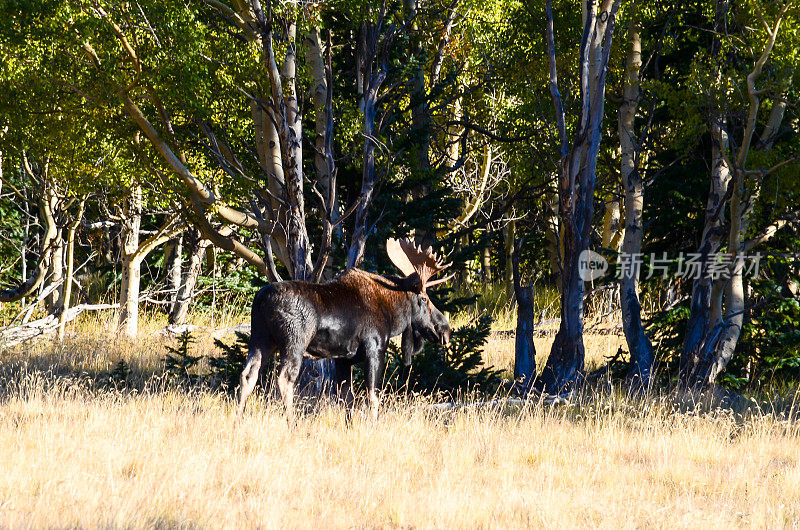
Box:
277 352 302 425
333 359 355 405
364 350 384 422
237 341 266 416
333 358 355 423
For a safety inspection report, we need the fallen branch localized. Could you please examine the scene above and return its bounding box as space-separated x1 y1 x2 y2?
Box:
423 391 576 411
0 303 119 348
158 323 251 339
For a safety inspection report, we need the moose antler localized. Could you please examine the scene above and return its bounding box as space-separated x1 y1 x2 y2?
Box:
386 238 455 289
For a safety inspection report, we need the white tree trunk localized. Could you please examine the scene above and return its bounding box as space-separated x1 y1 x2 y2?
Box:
306 27 338 281
170 232 210 326
306 27 334 216
249 100 291 271
281 16 312 280
118 186 142 338
681 120 730 383
757 74 791 151
601 191 623 252
48 241 64 310
347 21 388 268
618 23 653 385
683 0 788 387
167 234 183 309
119 256 141 338
705 12 789 385
540 0 621 393
481 245 492 283
57 199 85 340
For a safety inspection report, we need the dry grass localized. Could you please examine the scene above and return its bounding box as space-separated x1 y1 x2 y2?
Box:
482 331 626 377
1 311 800 529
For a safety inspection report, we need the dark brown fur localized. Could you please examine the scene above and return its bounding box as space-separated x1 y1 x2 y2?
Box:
236 269 451 420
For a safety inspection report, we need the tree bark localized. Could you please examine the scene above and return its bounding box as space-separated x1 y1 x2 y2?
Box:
116 187 181 337
346 85 378 268
275 13 313 280
347 20 389 268
307 29 338 281
618 22 654 386
57 197 86 340
0 159 60 304
691 4 790 386
481 245 492 283
118 186 143 338
601 191 623 252
167 234 183 310
39 169 64 316
512 239 535 386
680 120 731 385
680 0 731 387
118 256 142 338
256 2 314 279
47 236 64 314
540 247 586 392
756 73 792 151
21 159 30 307
249 99 291 270
169 230 210 326
504 220 515 298
539 0 621 394
307 27 332 208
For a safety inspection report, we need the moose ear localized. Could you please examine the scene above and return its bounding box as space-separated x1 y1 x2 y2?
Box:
401 273 424 293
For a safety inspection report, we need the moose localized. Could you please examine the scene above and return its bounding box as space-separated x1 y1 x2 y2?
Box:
237 238 454 421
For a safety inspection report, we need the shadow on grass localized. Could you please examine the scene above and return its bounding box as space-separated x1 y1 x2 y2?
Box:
0 332 250 401
2 334 799 427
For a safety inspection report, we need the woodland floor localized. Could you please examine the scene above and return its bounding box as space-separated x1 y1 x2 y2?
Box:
0 312 798 529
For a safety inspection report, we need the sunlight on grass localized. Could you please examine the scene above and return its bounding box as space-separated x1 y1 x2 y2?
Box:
1 313 799 528
450 281 561 332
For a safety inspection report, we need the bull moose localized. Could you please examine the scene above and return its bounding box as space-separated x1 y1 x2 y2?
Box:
236 238 454 421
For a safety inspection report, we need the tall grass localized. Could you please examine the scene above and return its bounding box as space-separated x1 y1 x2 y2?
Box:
1 367 799 527
2 289 800 528
1 311 799 528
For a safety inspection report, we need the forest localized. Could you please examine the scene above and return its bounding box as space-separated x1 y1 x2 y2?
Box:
1 0 800 527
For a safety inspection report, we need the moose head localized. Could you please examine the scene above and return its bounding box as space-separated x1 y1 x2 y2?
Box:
387 238 455 365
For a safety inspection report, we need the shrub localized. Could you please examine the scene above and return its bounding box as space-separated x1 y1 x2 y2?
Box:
162 331 203 388
384 313 502 397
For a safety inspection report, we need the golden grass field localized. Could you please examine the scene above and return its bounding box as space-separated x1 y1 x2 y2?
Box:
1 310 799 529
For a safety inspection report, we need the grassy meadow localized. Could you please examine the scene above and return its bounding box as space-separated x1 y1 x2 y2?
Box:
0 303 799 529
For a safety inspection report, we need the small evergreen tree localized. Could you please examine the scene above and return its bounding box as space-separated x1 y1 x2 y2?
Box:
385 313 502 397
210 331 257 393
110 359 130 388
163 331 202 388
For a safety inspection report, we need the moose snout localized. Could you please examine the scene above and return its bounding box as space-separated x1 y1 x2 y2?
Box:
440 329 451 346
